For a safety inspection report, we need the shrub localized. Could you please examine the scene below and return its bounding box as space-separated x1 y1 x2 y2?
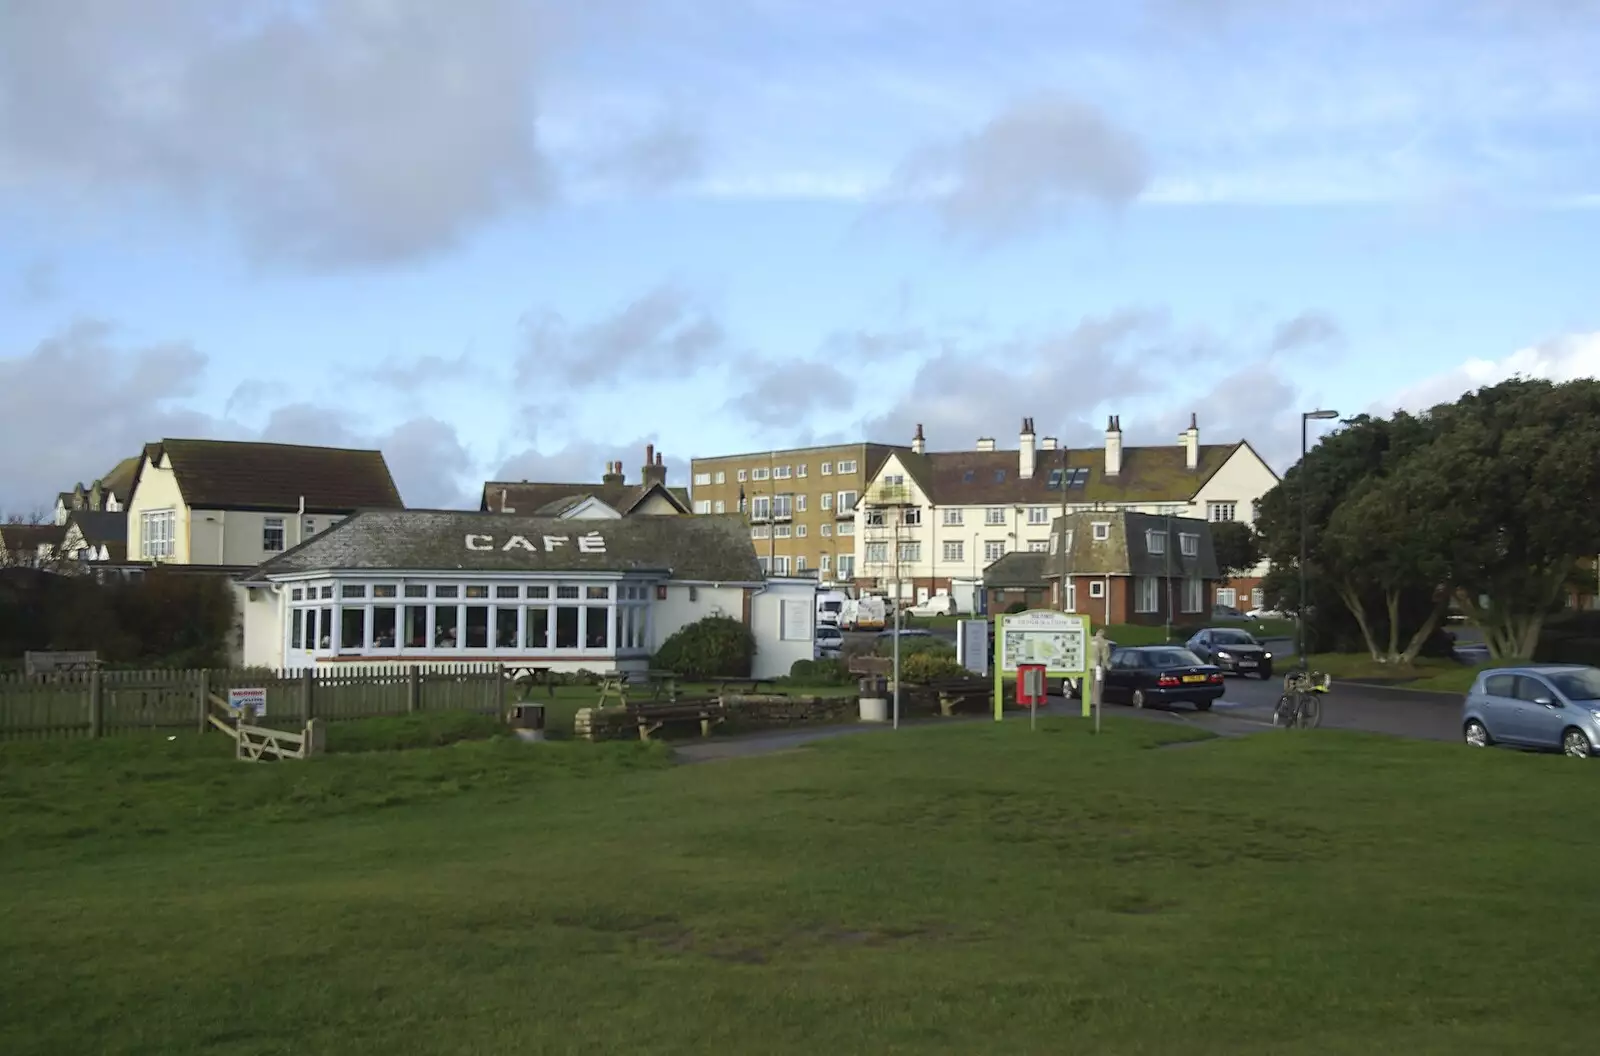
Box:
874 636 955 659
652 616 755 680
901 651 968 683
1535 611 1600 666
788 657 852 685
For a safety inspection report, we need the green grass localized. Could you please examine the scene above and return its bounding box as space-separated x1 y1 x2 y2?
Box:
1308 654 1501 694
4 721 1599 1054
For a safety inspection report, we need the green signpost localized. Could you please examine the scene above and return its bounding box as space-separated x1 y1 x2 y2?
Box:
992 609 1093 721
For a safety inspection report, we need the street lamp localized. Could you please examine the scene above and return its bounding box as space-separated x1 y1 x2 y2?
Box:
1299 409 1340 668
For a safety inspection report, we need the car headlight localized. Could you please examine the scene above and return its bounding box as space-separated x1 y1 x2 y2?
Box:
1217 651 1231 659
1264 652 1273 659
1590 708 1600 721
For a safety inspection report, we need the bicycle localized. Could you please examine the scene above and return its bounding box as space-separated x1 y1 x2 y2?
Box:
1274 668 1331 729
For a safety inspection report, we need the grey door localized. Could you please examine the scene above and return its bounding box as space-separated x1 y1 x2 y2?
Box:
1478 673 1516 741
1508 675 1567 748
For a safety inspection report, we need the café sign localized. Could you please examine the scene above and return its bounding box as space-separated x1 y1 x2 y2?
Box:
464 532 607 554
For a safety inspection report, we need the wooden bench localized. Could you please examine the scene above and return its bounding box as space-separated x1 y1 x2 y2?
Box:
628 698 727 740
848 656 894 677
914 676 992 716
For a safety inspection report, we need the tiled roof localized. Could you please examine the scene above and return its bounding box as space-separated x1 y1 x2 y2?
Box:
883 443 1241 507
0 523 66 551
245 510 764 581
479 481 691 516
143 440 403 513
99 455 140 501
68 511 127 546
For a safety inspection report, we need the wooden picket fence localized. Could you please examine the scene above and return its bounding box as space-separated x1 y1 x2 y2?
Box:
0 663 505 741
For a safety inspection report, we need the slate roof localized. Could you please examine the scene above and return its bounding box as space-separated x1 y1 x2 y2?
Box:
880 442 1244 507
139 440 404 513
100 456 140 502
1047 511 1220 579
479 480 692 516
0 523 66 553
245 510 764 582
982 551 1051 588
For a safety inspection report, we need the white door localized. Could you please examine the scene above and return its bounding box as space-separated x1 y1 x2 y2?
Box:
917 586 930 603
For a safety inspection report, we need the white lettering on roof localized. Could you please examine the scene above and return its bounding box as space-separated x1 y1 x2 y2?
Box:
461 533 608 555
465 534 493 551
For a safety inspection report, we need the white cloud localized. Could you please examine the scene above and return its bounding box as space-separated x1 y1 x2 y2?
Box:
1385 332 1600 413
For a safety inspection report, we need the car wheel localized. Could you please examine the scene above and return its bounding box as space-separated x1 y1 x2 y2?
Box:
1464 719 1491 748
1064 677 1081 700
1194 699 1213 712
1131 689 1146 709
1258 667 1273 680
1562 727 1594 758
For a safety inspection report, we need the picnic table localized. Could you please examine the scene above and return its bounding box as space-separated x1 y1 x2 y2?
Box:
703 676 777 696
504 665 556 699
596 669 680 708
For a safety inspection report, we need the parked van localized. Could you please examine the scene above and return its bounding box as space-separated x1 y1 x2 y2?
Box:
815 589 849 627
840 595 887 631
908 593 956 618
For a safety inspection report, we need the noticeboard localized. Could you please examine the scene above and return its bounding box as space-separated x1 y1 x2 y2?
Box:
992 610 1092 720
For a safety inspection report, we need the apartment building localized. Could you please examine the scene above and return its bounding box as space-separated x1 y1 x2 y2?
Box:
854 416 1278 608
689 442 907 583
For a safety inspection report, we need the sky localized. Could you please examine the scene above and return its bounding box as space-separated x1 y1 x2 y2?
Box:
3 0 1599 512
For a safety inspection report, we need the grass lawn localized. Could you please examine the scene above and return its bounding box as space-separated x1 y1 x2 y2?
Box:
1308 654 1498 695
4 721 1599 1054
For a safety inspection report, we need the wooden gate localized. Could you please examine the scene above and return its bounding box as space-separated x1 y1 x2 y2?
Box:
205 692 325 762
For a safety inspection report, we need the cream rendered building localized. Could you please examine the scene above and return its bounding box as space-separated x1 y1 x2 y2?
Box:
854 416 1278 611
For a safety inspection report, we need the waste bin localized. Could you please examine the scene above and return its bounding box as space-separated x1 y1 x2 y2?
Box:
858 676 889 723
510 702 546 742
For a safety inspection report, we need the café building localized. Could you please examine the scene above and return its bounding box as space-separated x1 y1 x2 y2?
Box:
236 510 817 678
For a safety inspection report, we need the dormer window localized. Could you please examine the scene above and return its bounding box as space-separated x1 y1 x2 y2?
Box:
1180 532 1199 557
1092 522 1110 542
1146 529 1166 554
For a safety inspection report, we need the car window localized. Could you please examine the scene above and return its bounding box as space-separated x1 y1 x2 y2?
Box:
1482 673 1514 697
1547 669 1600 701
1146 648 1202 667
1212 630 1255 644
1513 676 1554 703
1113 651 1140 669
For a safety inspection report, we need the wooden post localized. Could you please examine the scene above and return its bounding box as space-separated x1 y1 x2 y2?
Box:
302 668 314 723
302 717 326 758
88 668 103 739
497 664 507 719
196 669 210 734
407 665 419 714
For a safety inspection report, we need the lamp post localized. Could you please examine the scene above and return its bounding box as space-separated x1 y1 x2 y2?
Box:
1299 409 1340 668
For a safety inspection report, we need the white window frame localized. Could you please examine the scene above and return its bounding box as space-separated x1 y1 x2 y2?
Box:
1089 580 1105 599
1182 577 1203 614
693 472 711 486
1028 506 1049 525
942 508 963 526
751 496 771 520
1146 529 1166 555
836 491 857 513
897 541 920 563
773 555 791 575
796 524 807 537
1208 501 1237 522
1217 587 1238 607
694 500 712 514
903 507 922 526
836 460 857 474
1065 580 1078 612
1180 533 1199 557
752 467 770 481
737 469 747 482
820 493 833 510
865 542 889 564
797 464 807 477
820 524 832 537
1135 577 1159 614
942 540 964 562
984 540 1005 562
1092 522 1110 541
713 500 725 514
715 471 726 485
1027 540 1049 553
985 508 1006 526
775 524 792 538
836 554 855 578
263 516 286 553
837 521 854 536
139 508 175 560
821 463 833 476
775 465 792 479
796 495 806 512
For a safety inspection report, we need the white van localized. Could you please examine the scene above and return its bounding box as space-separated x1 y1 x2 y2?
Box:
815 590 849 627
908 594 956 618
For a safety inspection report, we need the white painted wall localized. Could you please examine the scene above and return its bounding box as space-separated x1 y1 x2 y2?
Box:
188 509 347 567
748 578 815 679
238 583 284 669
125 453 188 562
651 583 746 650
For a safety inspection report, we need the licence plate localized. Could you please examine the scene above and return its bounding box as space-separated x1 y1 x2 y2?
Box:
1181 674 1206 683
1238 660 1257 667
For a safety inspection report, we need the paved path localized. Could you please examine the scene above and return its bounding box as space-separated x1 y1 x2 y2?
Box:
673 676 1466 764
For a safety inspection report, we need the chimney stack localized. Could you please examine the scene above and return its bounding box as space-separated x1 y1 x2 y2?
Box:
976 437 996 452
1019 416 1037 480
912 423 925 455
602 460 625 486
1104 415 1123 478
642 447 668 488
1181 413 1199 471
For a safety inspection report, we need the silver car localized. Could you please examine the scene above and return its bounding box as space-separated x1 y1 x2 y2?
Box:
1461 665 1600 757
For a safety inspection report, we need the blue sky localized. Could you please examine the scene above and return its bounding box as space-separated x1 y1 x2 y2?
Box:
4 0 1599 511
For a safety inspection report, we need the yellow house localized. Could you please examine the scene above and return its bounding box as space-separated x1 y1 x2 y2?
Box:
125 439 405 568
479 444 692 519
